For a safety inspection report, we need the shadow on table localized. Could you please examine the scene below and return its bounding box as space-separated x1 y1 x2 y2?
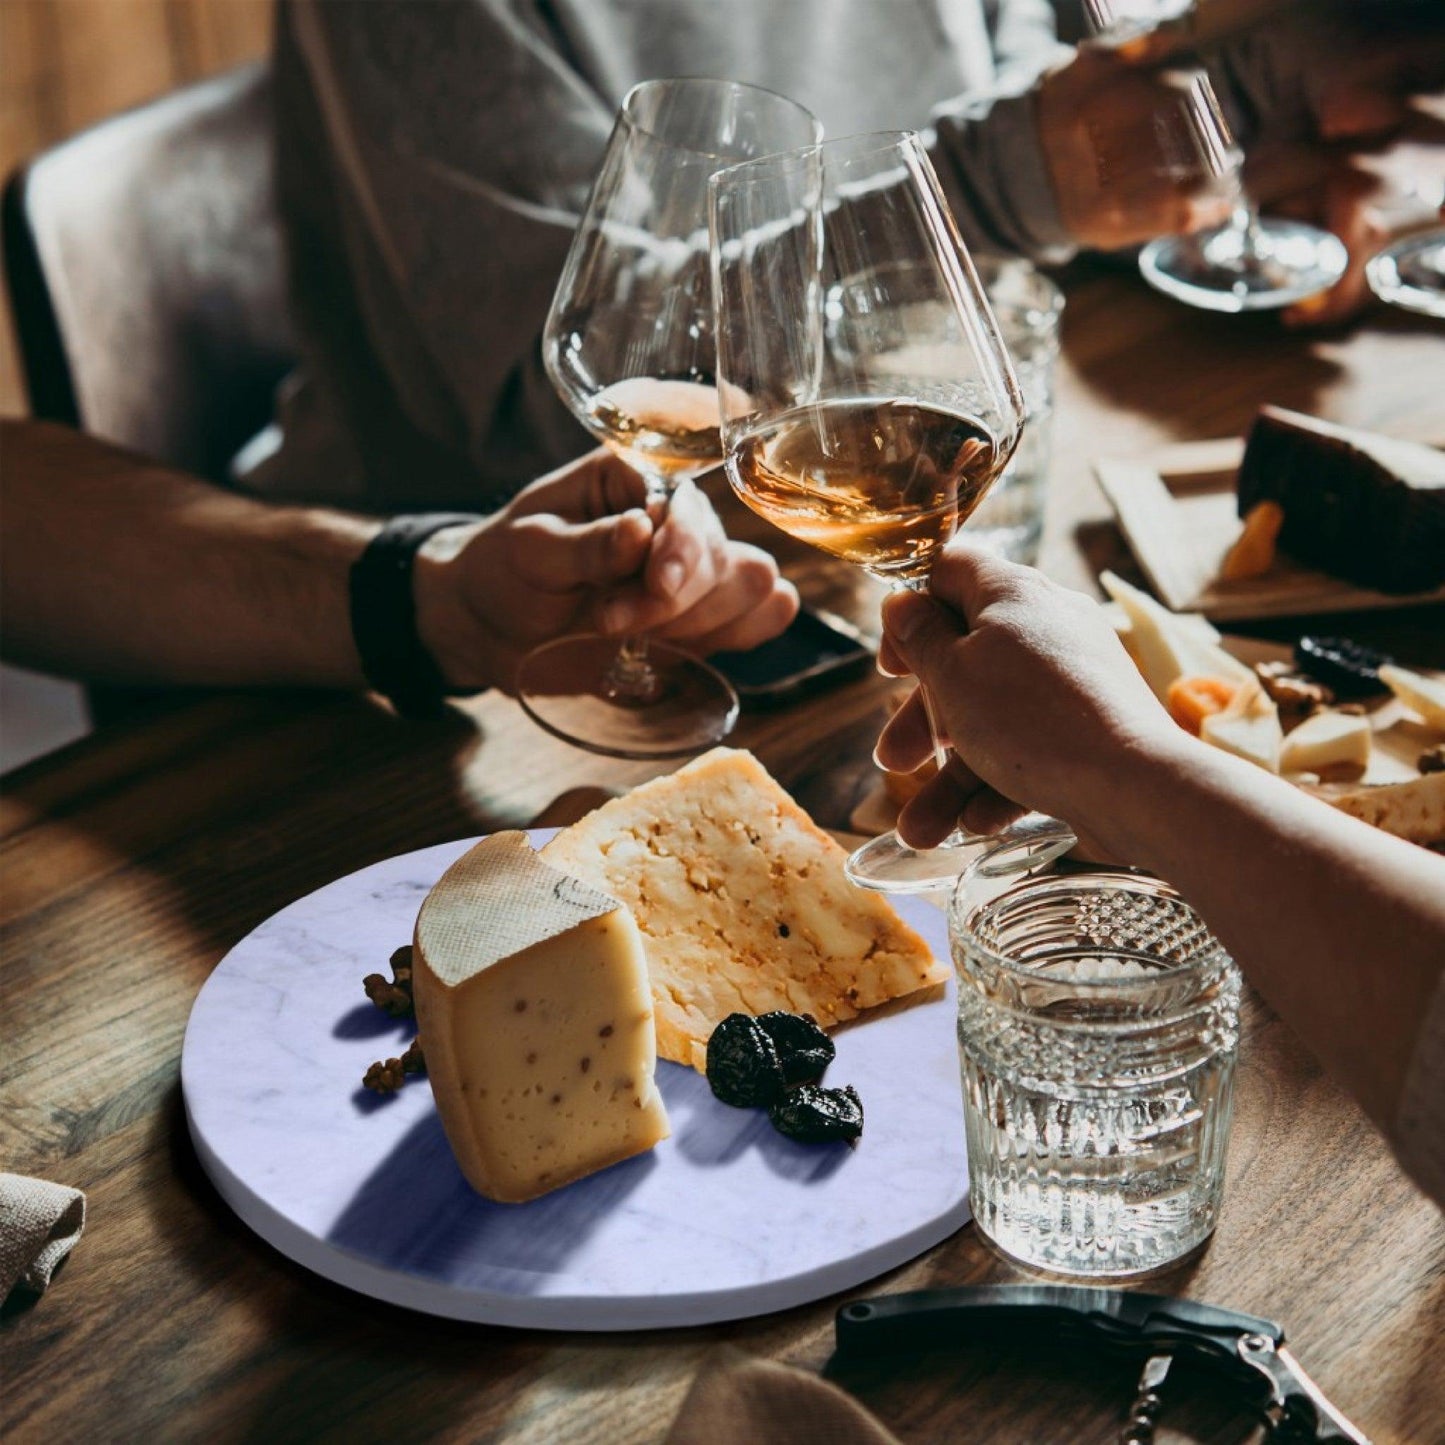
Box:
1056 255 1343 434
325 1108 656 1289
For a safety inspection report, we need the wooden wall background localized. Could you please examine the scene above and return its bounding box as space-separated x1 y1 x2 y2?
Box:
0 0 275 417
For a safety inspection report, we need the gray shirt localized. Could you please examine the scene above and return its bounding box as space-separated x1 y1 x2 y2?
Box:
239 0 1071 510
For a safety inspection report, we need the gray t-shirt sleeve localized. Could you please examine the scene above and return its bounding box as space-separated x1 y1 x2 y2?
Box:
262 0 602 507
928 2 1076 262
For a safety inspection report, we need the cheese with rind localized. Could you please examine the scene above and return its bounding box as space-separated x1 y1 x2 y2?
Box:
1279 709 1372 776
543 748 946 1072
412 831 669 1203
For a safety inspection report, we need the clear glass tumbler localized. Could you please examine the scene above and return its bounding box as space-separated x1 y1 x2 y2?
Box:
968 259 1064 565
950 862 1240 1277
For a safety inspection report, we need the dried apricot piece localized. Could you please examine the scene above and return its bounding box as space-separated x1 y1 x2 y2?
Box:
1220 500 1285 581
1166 675 1239 736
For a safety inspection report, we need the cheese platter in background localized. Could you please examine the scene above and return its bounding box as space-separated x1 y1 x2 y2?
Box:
858 573 1444 849
1094 409 1445 623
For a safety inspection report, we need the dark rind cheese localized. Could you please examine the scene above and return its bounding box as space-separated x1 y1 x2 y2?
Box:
1237 406 1445 593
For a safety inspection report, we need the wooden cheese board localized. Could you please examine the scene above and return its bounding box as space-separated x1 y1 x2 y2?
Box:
181 831 969 1331
1094 436 1445 622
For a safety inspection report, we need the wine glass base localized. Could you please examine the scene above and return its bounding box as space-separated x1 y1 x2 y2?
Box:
845 817 1078 895
1139 220 1348 313
517 634 739 760
1366 228 1445 319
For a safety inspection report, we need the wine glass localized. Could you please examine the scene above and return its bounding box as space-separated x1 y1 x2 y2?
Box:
710 131 1077 892
516 78 821 759
1368 226 1445 318
1084 0 1348 313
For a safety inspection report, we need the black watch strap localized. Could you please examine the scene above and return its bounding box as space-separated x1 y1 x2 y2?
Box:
349 513 481 718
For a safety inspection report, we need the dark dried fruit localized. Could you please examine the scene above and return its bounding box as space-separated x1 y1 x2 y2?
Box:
706 1013 785 1107
1294 636 1392 699
768 1084 864 1144
363 944 416 1017
1420 744 1445 775
756 1011 835 1085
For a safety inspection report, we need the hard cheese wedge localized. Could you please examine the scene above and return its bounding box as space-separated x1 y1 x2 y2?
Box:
543 748 946 1073
1279 708 1372 777
412 831 669 1203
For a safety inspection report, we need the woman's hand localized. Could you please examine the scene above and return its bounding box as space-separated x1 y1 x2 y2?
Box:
874 545 1183 855
413 449 798 695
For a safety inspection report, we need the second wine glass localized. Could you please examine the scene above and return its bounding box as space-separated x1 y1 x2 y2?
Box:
710 131 1077 892
518 78 821 759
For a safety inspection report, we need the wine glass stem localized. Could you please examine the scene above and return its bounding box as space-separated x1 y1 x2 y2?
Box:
897 573 959 803
602 472 673 705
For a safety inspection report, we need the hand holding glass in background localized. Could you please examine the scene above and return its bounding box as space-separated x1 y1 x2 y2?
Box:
1083 0 1349 313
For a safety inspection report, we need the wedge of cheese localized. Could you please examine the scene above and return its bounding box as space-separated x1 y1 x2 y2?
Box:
1101 571 1254 704
543 748 946 1072
412 831 669 1203
1378 665 1445 733
1199 678 1282 773
1279 709 1372 777
1309 772 1445 845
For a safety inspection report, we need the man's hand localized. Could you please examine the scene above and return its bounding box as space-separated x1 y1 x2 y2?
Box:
1036 48 1237 252
412 450 798 695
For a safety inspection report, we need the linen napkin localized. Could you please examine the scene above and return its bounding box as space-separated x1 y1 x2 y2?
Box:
0 1172 86 1301
665 1350 902 1445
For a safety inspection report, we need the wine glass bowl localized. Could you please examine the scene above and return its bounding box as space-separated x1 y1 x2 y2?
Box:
711 132 1073 891
518 78 821 759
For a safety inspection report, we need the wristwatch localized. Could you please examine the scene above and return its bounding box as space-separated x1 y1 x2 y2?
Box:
348 512 480 718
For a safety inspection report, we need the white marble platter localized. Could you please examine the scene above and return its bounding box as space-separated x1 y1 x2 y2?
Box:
181 831 969 1330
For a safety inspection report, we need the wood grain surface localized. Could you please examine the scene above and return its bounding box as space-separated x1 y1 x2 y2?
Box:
2 265 1443 1445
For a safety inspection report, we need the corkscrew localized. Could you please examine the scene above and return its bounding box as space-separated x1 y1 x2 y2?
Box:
833 1286 1369 1443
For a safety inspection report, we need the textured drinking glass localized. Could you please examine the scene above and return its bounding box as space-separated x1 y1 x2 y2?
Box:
966 260 1063 565
950 865 1240 1277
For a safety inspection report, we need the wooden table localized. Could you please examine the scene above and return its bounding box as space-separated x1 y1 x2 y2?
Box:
3 267 1443 1444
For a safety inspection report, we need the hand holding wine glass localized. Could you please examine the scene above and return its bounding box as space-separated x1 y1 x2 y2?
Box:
517 78 820 759
1080 0 1349 312
710 131 1076 892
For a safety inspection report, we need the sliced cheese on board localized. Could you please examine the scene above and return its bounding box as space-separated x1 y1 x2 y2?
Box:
1279 709 1373 776
1199 678 1282 772
413 831 669 1203
1309 772 1445 845
1101 571 1253 703
543 748 947 1073
1378 665 1445 732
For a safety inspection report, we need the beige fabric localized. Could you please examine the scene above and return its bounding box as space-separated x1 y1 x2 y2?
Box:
665 1351 901 1445
1395 975 1445 1210
0 1173 86 1300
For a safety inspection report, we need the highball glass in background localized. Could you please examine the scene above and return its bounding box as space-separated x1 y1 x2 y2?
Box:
966 260 1064 565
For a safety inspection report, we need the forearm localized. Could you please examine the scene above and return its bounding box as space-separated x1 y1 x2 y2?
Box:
1 422 378 689
1093 736 1445 1128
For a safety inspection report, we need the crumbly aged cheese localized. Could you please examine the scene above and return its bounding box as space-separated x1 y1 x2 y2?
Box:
1309 772 1445 845
1279 708 1372 777
412 831 669 1203
543 748 947 1072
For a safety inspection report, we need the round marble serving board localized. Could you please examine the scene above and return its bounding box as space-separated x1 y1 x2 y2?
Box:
181 831 970 1330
